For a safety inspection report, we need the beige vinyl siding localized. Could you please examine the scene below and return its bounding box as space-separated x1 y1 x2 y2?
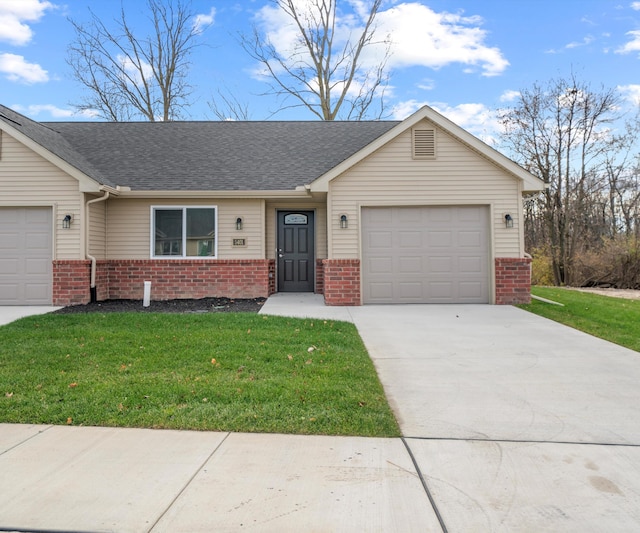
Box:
265 199 327 260
87 196 107 259
0 132 83 259
329 119 522 259
106 198 265 259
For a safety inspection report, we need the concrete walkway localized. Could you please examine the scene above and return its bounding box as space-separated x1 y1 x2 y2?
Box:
2 295 640 531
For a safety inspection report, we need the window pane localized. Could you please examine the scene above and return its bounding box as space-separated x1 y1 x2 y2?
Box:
155 209 182 256
186 208 215 256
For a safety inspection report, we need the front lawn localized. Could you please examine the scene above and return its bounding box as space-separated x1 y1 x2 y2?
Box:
518 286 640 353
0 312 400 437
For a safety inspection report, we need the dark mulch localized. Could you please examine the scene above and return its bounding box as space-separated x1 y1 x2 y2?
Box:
53 297 267 314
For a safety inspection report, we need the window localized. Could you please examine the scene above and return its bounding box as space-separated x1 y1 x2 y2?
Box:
151 206 217 258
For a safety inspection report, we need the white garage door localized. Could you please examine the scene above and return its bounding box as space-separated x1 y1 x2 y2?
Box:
362 206 489 304
0 207 53 305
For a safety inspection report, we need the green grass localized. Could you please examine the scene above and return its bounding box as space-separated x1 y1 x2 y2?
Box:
518 286 640 353
0 312 399 437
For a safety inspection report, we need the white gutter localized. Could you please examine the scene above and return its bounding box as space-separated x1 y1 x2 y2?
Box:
85 191 110 301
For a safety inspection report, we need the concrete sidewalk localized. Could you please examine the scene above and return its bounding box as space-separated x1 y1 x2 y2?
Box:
0 425 440 532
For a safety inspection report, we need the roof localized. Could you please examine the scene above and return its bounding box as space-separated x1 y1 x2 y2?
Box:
0 103 544 193
45 119 398 191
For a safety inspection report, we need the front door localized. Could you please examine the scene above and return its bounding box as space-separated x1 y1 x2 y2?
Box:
277 211 315 292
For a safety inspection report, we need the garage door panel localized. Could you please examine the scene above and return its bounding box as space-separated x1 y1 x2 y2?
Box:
0 207 52 305
368 257 392 274
398 257 422 273
25 284 50 301
368 231 392 248
428 231 452 247
0 259 20 275
369 282 393 300
458 256 483 273
429 256 452 272
362 206 489 304
25 258 50 275
458 231 482 247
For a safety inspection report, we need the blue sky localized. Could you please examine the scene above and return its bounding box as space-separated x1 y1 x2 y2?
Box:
2 0 640 141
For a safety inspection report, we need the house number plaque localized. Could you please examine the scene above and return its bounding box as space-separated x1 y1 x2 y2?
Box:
232 238 246 246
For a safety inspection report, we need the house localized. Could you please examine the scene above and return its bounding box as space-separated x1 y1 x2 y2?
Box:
0 104 544 307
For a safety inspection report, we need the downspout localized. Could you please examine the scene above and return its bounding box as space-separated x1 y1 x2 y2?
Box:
86 191 110 302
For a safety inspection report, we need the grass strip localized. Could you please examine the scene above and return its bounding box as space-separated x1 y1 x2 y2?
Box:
0 312 400 437
518 286 640 353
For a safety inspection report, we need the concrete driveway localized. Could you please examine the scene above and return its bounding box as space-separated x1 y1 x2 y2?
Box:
261 295 640 531
347 304 640 532
0 306 61 326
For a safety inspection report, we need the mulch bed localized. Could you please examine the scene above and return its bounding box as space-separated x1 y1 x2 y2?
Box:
53 297 267 314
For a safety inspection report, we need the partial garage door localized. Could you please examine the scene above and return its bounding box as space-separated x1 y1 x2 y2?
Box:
362 206 489 304
0 207 53 305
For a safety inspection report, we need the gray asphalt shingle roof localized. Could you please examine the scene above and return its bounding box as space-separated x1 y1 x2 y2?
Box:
0 106 399 191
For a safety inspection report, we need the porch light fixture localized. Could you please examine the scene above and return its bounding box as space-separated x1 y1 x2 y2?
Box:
62 214 72 229
504 213 514 228
340 214 348 229
236 217 243 231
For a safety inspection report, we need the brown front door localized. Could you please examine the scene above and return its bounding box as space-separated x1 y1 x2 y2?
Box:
277 211 315 292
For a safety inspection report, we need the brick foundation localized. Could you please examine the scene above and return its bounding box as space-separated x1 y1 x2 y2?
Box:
322 259 361 306
53 260 91 306
495 257 532 305
106 259 274 300
53 259 275 305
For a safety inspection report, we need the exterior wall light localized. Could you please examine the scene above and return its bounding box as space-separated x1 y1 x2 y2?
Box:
62 214 72 229
340 214 348 229
504 213 514 228
236 217 243 231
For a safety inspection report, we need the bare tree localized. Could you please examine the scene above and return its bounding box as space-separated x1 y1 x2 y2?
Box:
208 87 253 121
67 0 205 121
499 75 623 285
241 0 390 120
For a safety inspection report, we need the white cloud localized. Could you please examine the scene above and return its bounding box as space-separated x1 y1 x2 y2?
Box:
193 6 216 33
118 54 154 87
616 30 640 54
500 90 520 102
632 2 640 10
390 99 501 144
618 84 640 105
0 0 55 46
566 35 595 49
378 3 509 77
253 1 508 81
0 52 48 83
12 104 99 119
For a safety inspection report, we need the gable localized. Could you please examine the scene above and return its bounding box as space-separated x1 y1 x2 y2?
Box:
310 106 544 193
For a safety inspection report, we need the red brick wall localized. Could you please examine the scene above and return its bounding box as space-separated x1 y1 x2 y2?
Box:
105 259 273 300
53 260 91 306
495 257 532 305
315 259 324 294
322 259 361 306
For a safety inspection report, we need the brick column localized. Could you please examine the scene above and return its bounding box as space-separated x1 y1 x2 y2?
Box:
322 259 361 306
53 260 91 306
495 257 532 305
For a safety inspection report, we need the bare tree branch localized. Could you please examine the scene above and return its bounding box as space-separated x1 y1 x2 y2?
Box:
67 0 205 121
241 0 391 120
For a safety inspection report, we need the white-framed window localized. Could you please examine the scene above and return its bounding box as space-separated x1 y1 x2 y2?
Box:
151 206 217 258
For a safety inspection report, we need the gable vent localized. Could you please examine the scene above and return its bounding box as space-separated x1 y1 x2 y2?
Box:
413 128 436 159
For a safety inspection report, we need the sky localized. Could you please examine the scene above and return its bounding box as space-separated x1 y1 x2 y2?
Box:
2 0 640 143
